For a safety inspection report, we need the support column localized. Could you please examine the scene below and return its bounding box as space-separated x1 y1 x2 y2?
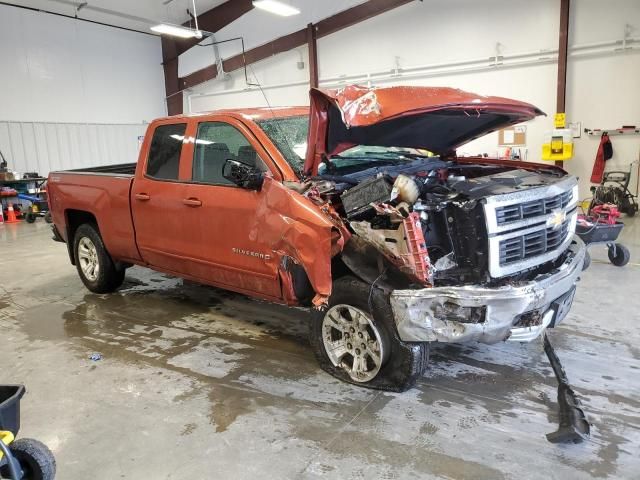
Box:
307 23 319 89
555 0 570 167
161 37 183 116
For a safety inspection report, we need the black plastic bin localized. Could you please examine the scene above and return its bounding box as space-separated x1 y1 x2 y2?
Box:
576 221 624 244
0 385 25 436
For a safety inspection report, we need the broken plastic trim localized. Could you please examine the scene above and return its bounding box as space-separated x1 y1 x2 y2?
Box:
543 332 591 444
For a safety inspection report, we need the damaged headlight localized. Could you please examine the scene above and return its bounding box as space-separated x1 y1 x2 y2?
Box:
432 302 486 324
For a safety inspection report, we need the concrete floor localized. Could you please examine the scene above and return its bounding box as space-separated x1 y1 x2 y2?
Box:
1 218 639 480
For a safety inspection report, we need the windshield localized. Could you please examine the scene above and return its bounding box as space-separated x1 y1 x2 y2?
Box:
256 116 309 173
256 115 435 176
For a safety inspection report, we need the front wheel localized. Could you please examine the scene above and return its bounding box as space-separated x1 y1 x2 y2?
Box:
73 223 125 293
309 276 429 392
582 249 591 271
3 438 56 480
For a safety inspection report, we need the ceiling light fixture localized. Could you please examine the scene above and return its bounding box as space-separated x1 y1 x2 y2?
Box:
151 1 203 39
150 23 203 39
252 0 300 17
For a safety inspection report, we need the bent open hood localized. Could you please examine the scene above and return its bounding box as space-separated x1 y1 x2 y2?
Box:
303 85 545 175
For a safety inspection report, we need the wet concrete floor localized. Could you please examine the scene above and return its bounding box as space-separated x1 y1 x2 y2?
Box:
1 219 639 479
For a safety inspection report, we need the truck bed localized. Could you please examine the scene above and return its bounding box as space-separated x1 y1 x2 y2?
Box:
59 163 136 175
48 167 141 264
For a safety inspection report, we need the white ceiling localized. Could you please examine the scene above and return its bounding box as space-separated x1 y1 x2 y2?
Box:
8 0 229 32
9 0 370 39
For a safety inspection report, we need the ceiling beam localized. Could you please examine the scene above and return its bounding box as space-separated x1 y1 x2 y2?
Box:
174 0 254 56
315 0 413 38
161 0 253 115
180 0 415 90
220 29 307 78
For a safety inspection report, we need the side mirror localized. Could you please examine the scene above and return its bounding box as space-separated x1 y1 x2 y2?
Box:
222 159 264 190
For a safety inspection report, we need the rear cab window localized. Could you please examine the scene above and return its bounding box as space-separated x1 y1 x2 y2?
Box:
146 123 187 180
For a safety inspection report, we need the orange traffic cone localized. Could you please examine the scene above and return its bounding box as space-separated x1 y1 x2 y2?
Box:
5 203 20 223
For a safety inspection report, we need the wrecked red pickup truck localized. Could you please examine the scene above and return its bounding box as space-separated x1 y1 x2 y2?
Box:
48 85 586 392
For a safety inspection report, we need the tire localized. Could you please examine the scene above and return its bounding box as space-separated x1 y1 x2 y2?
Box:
44 211 52 223
5 438 56 480
582 249 591 271
309 275 429 392
73 223 125 293
608 243 630 267
25 212 36 223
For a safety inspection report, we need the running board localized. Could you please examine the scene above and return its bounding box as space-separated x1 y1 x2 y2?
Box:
543 333 591 444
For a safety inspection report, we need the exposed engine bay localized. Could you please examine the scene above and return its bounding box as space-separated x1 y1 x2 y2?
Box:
294 157 574 292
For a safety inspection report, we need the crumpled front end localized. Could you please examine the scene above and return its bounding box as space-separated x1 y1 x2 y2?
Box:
389 238 585 344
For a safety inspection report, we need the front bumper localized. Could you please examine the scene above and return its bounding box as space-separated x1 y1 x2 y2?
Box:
389 237 586 344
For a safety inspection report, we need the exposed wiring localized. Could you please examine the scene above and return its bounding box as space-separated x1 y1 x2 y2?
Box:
194 36 255 87
247 63 300 171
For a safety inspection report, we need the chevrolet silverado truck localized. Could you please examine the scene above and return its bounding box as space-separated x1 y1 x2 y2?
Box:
48 86 586 392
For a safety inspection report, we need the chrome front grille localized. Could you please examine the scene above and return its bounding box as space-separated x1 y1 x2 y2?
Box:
495 190 573 225
484 176 579 277
499 219 571 266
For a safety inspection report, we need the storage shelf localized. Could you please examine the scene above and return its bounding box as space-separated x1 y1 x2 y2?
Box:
585 127 640 136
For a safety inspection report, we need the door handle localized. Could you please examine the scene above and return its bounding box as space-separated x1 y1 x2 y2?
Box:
182 198 202 207
135 193 150 201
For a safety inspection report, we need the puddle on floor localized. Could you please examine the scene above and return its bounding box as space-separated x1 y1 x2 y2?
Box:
19 302 72 342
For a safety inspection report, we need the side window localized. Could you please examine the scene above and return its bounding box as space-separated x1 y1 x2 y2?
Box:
146 123 186 180
193 122 266 185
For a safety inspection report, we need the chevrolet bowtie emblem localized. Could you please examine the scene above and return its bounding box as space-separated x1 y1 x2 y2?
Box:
546 209 567 230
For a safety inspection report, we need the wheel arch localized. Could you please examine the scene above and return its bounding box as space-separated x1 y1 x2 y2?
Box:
64 209 99 265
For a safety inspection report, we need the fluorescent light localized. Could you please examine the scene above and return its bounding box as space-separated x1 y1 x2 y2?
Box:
252 0 300 17
150 24 203 39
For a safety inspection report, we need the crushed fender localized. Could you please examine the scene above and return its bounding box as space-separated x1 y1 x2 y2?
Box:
543 333 591 444
255 177 347 304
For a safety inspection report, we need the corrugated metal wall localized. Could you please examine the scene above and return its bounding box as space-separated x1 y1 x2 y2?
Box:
0 122 148 176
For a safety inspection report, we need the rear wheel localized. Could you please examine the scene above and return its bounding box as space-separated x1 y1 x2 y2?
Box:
73 223 125 293
25 212 36 223
44 211 52 223
309 276 429 392
608 243 630 267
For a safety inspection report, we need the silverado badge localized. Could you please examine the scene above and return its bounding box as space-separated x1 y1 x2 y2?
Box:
232 247 271 261
546 209 567 230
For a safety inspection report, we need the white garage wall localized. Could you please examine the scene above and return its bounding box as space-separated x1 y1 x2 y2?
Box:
566 0 640 199
184 0 640 199
0 4 166 176
0 121 147 174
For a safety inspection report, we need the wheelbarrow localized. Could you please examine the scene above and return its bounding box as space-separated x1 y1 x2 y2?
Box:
0 386 55 480
577 204 630 269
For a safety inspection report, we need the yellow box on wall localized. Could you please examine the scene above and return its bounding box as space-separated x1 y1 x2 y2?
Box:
541 128 574 161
